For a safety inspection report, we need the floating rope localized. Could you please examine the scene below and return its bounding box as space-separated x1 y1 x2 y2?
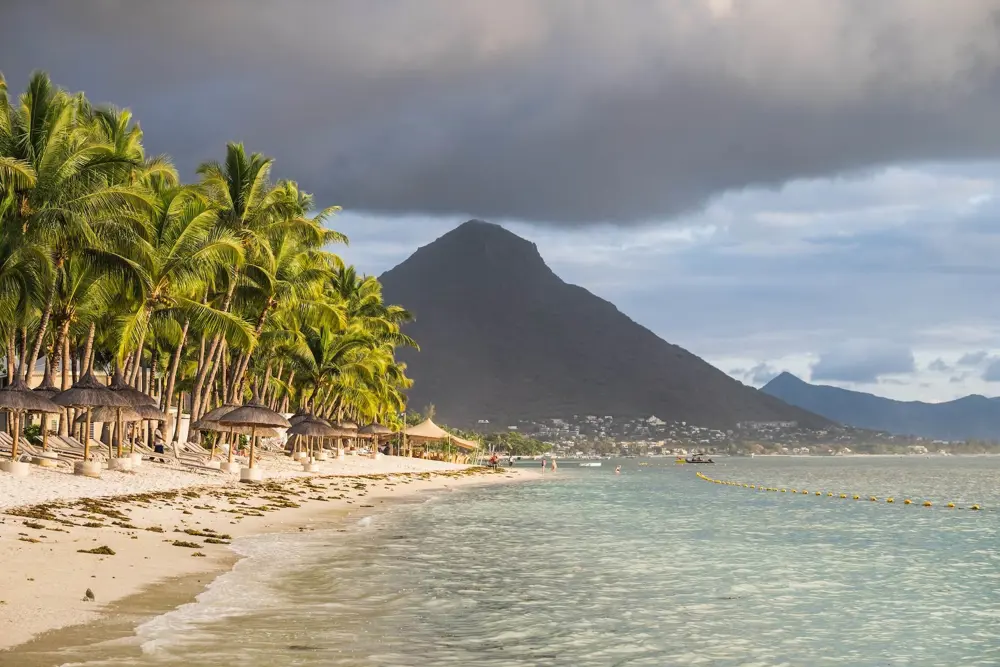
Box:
694 472 983 511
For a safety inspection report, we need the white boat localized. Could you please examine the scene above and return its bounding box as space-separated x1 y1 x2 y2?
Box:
579 462 602 467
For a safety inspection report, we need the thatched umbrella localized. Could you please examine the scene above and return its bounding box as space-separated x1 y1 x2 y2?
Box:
32 363 59 398
32 364 60 452
108 367 156 406
331 420 358 456
0 377 60 461
359 423 393 458
218 394 290 469
287 418 338 460
288 407 310 426
53 371 130 461
192 403 241 463
107 367 157 457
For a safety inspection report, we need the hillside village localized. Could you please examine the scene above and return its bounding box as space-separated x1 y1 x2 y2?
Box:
482 414 994 456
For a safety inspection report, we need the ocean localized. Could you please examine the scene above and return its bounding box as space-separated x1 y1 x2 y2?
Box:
65 457 1000 666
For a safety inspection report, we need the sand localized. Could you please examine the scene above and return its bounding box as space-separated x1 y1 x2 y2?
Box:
0 453 538 656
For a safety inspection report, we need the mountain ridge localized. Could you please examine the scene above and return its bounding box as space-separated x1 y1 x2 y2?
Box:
379 220 831 429
761 371 1000 440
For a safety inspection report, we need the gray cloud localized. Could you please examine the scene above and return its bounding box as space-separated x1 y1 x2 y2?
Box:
928 358 951 372
3 1 1000 224
958 350 990 366
981 359 1000 382
745 362 780 386
811 342 916 383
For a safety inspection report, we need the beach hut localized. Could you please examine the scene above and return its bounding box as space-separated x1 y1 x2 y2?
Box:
218 393 290 482
403 419 480 463
0 377 61 476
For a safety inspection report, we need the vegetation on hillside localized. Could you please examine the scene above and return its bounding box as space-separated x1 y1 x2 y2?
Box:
0 71 416 439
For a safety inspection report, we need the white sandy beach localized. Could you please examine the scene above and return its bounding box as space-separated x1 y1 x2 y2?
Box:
0 454 538 654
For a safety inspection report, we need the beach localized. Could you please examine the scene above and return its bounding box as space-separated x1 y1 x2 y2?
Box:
0 454 538 659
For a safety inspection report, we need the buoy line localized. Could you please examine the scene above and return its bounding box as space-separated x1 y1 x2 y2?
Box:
694 472 983 511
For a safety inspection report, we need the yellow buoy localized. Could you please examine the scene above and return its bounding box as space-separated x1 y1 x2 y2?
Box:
853 495 860 500
827 492 833 497
870 497 877 501
840 494 847 499
947 502 955 508
970 504 981 511
903 499 912 505
922 501 932 507
781 489 786 493
791 489 797 493
886 498 894 503
801 490 808 494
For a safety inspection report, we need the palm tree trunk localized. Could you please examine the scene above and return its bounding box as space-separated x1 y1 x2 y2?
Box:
161 319 189 439
190 280 237 423
25 280 57 383
229 307 270 401
59 330 71 436
5 333 14 389
81 323 96 375
127 324 148 386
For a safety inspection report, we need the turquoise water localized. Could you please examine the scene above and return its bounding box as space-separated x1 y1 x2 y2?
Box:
69 458 999 666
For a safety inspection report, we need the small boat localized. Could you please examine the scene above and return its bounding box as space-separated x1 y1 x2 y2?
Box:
685 456 714 464
579 462 602 467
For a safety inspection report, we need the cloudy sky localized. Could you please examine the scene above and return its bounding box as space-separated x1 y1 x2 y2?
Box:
4 0 1000 402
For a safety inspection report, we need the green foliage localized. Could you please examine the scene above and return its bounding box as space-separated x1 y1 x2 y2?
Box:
0 71 415 431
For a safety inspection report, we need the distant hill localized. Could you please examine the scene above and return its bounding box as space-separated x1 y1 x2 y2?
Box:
762 372 1000 441
379 220 831 429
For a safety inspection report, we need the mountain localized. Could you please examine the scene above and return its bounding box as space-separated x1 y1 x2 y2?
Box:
378 220 831 429
762 372 1000 441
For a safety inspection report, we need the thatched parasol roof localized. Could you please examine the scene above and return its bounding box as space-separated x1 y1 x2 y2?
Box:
218 395 290 429
198 403 240 424
0 377 61 413
359 423 393 435
287 419 339 438
33 364 59 398
109 368 157 407
75 405 142 423
339 419 359 431
53 371 130 408
193 420 280 437
133 404 168 421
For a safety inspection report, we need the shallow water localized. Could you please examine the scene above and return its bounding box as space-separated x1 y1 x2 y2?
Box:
66 457 1000 666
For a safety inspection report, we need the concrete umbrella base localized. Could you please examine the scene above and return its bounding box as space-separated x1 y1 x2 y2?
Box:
108 457 133 472
220 461 242 473
240 466 263 483
302 461 320 472
129 452 144 467
0 460 31 476
74 460 102 478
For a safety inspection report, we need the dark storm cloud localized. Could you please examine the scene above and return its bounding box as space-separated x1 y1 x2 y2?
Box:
3 0 1000 224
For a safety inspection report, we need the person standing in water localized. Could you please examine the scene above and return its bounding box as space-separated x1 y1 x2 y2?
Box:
541 459 546 471
615 465 621 474
551 458 558 472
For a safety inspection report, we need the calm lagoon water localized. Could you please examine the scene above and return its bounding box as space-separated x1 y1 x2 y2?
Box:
68 457 999 666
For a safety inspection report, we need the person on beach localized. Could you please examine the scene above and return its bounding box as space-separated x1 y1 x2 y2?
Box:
488 452 499 470
152 429 167 463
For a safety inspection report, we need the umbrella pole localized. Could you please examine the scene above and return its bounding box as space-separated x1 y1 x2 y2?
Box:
116 408 124 458
42 414 49 452
209 432 217 461
249 426 257 469
228 429 235 464
10 411 20 461
84 408 92 461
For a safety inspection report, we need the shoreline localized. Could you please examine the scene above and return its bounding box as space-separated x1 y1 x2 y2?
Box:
0 457 542 663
